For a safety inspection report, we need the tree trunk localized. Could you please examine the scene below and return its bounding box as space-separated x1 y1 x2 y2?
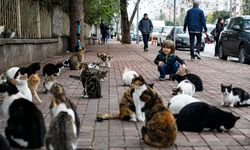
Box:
129 0 140 26
69 0 84 51
120 0 131 44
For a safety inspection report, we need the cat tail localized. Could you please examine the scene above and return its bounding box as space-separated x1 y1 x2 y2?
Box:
69 75 81 80
96 113 119 122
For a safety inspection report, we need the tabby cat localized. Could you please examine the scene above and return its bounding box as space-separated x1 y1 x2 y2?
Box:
43 74 55 93
176 102 240 132
46 82 80 150
28 73 42 103
221 84 250 107
69 48 86 70
84 72 102 98
0 81 46 149
140 86 177 147
97 52 112 68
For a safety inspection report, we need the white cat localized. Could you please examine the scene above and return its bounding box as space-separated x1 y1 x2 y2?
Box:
15 73 32 102
172 79 195 96
88 63 100 70
167 94 200 116
6 67 20 80
122 67 139 86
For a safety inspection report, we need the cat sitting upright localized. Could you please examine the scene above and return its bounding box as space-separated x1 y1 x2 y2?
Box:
140 85 177 147
176 102 240 132
221 84 250 107
46 82 80 150
97 52 112 68
43 61 64 76
0 81 46 149
69 48 86 70
122 67 139 86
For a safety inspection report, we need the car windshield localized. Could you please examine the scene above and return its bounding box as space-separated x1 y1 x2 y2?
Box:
245 19 250 30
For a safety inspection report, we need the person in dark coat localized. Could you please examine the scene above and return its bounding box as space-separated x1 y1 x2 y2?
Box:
138 13 153 52
100 20 108 44
154 40 186 81
214 17 224 56
184 0 207 60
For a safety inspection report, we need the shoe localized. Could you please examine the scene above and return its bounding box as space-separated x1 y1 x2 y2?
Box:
195 52 201 59
191 57 195 61
159 77 165 81
145 48 148 52
214 53 219 56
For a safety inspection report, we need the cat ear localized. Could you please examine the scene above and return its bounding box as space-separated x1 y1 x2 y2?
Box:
235 116 240 120
221 83 224 87
229 84 232 88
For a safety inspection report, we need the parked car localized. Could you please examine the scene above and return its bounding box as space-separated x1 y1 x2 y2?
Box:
204 24 216 43
219 15 250 63
166 26 205 51
157 26 173 46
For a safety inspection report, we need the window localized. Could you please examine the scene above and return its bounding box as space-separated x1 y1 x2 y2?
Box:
245 19 250 30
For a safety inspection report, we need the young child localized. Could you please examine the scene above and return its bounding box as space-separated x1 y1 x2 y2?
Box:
154 40 186 81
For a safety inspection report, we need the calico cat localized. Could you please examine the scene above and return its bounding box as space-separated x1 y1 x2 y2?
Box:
171 73 203 91
43 61 64 76
97 52 112 68
131 75 149 122
96 87 137 122
43 74 55 93
69 48 86 70
0 134 10 150
15 73 32 102
28 73 42 103
0 81 46 149
140 86 177 147
46 83 80 150
221 84 250 107
172 79 195 96
49 82 80 136
167 94 200 117
176 102 240 132
122 67 139 86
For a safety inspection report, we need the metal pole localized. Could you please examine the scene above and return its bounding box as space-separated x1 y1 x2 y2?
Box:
136 3 139 44
230 0 232 17
173 0 176 44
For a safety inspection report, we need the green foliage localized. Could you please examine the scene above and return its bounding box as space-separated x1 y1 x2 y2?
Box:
242 0 250 15
84 0 120 25
206 11 230 24
165 21 173 26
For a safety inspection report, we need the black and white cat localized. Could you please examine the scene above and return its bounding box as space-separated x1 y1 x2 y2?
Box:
221 84 250 107
0 81 46 149
172 79 195 96
167 94 200 117
176 102 240 132
171 73 203 91
43 62 64 76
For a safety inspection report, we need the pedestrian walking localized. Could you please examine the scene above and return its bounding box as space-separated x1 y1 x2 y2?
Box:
214 17 224 56
183 0 207 60
154 40 186 81
138 13 153 52
100 20 108 44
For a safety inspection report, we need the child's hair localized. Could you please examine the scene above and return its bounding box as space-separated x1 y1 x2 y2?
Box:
162 40 175 54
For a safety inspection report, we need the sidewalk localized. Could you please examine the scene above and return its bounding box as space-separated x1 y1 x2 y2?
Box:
0 40 250 150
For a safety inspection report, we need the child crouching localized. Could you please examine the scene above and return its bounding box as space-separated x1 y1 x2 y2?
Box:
154 40 186 81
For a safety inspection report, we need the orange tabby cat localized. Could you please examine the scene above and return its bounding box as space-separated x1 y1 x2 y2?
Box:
28 73 42 103
69 48 86 70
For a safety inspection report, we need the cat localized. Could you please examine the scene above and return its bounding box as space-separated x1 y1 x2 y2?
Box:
140 86 177 147
167 94 200 117
84 72 102 98
6 67 20 80
69 48 86 70
43 74 55 93
63 58 70 67
88 62 100 70
46 83 80 150
28 73 42 103
97 52 112 68
0 133 11 150
176 102 240 132
0 81 46 149
221 84 250 107
48 82 80 136
172 79 195 96
15 62 41 78
96 87 137 122
43 61 64 76
131 75 149 122
171 73 203 91
15 73 32 102
122 67 139 86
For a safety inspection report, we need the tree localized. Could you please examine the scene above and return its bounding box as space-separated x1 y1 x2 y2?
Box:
69 0 84 51
206 11 230 24
242 0 250 15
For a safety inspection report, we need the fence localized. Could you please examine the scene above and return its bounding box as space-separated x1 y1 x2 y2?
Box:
0 0 52 38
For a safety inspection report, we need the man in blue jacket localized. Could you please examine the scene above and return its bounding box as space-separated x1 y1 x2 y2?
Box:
184 0 207 60
139 13 153 52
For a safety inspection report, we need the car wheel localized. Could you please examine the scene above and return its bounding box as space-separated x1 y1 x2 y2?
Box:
239 46 248 64
219 44 228 60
